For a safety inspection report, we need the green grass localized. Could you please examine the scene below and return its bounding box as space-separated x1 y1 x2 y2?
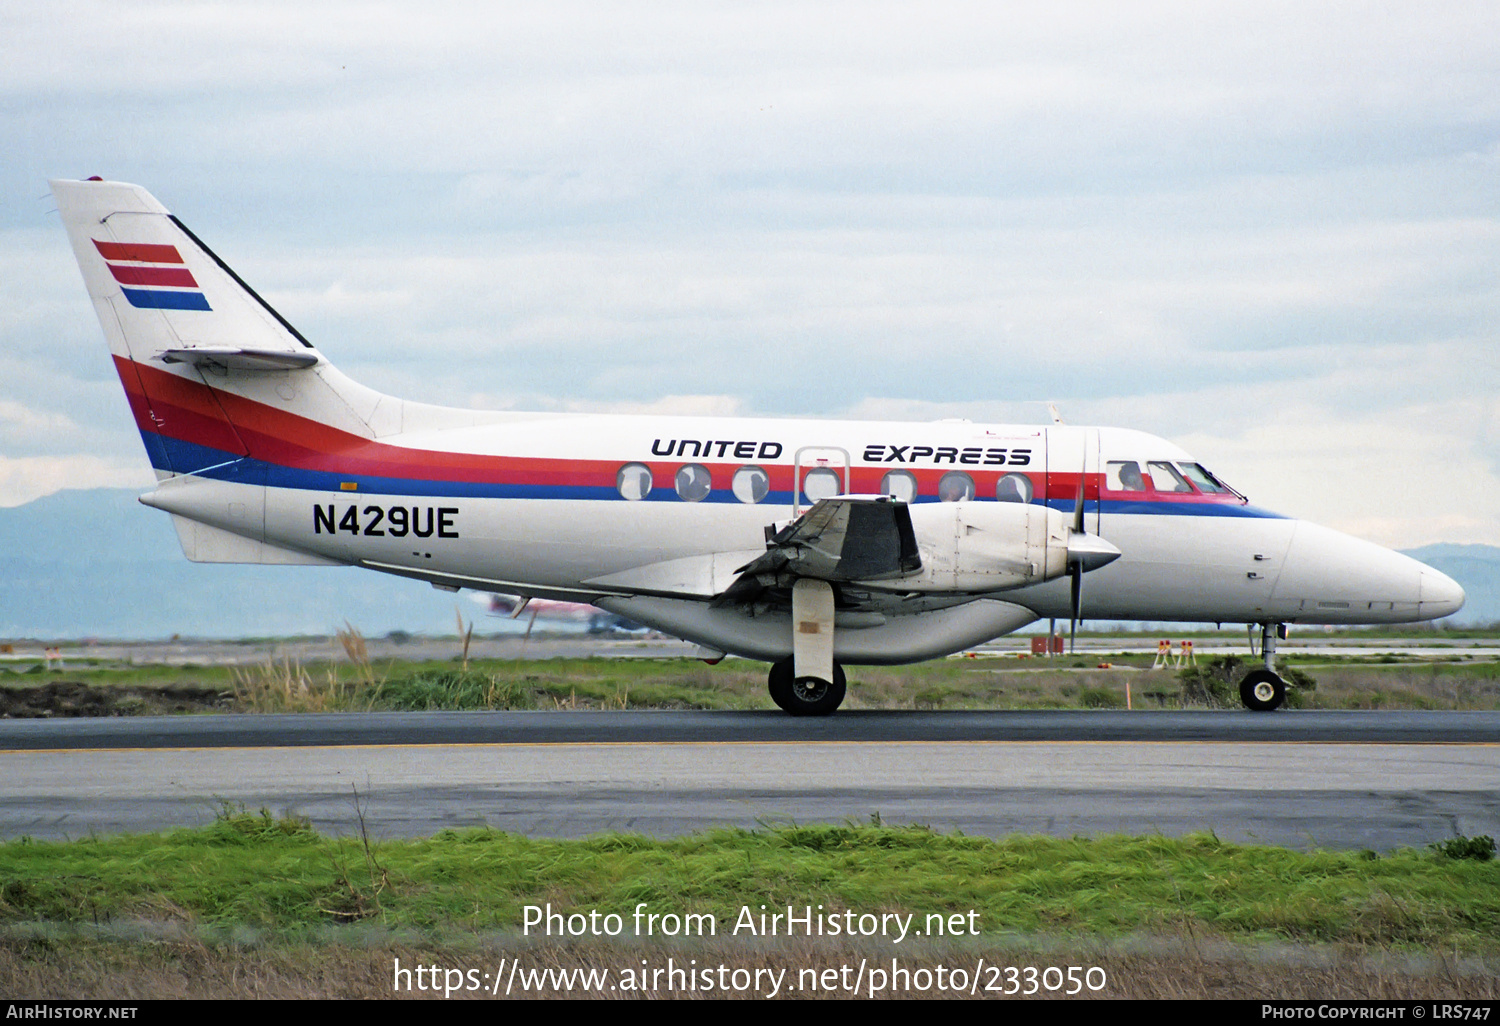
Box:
2 816 1497 952
6 638 1500 713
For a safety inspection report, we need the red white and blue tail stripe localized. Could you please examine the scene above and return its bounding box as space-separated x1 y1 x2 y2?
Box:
94 239 211 311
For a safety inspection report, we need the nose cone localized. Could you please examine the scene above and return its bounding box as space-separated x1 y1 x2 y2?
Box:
1420 567 1466 620
1275 521 1465 624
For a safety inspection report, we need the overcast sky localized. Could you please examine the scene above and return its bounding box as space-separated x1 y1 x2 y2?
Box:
3 1 1497 548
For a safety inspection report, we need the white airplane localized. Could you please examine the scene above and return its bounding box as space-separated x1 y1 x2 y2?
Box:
50 178 1466 715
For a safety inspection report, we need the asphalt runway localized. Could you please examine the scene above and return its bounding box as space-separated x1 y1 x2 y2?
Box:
3 710 1497 851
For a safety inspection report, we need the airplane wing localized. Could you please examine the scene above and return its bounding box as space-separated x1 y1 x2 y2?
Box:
714 496 920 606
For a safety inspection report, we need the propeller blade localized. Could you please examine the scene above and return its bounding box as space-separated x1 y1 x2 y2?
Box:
1069 564 1082 654
1066 465 1110 654
1070 472 1086 654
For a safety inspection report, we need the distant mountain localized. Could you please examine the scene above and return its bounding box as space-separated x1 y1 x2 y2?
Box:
0 489 475 639
1399 544 1500 627
2 489 1495 639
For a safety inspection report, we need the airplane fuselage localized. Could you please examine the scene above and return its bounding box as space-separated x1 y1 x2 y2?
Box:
130 359 1462 664
51 177 1466 710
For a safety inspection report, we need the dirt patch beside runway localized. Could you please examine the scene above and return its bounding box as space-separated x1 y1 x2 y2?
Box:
0 681 230 718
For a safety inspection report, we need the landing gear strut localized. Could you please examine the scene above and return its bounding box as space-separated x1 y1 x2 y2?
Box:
1239 622 1287 712
768 577 848 715
768 657 847 716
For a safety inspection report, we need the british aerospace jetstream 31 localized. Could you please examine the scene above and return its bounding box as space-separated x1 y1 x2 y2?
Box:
51 178 1466 714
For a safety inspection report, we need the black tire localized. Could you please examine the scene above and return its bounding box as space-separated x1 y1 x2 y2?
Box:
1239 669 1286 712
768 659 846 716
768 658 795 712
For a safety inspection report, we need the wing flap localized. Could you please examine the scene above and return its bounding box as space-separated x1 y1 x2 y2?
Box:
741 495 919 581
718 496 921 606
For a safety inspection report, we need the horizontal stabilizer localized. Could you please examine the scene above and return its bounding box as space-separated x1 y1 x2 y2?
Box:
159 347 319 371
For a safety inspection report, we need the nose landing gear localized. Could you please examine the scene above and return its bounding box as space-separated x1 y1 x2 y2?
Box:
1239 667 1286 712
1240 622 1288 711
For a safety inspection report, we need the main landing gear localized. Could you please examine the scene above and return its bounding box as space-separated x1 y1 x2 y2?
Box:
767 577 848 715
768 657 848 716
1239 622 1287 712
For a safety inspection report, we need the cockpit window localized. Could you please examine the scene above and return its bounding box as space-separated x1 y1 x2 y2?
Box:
1147 461 1192 493
1099 457 1243 502
1177 462 1233 495
1105 460 1147 492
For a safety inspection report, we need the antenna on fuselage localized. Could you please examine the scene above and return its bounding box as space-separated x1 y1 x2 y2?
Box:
1046 402 1064 425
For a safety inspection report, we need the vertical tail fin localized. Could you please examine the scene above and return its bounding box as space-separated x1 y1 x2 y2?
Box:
51 178 384 478
52 178 394 567
51 178 314 363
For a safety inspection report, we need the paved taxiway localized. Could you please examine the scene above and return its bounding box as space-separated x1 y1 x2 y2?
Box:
3 711 1496 851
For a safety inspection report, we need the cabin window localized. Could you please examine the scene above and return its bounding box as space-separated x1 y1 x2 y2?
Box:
802 467 842 504
675 463 712 502
617 462 652 501
880 470 918 503
995 472 1033 503
732 465 769 504
938 471 975 502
